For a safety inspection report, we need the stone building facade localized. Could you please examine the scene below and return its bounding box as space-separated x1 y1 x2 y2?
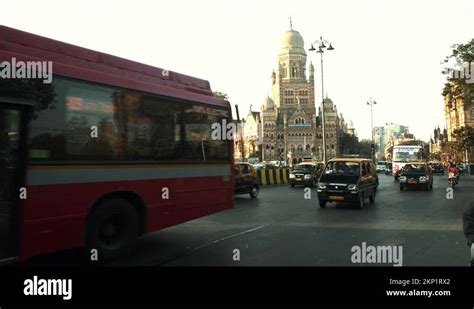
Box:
444 82 474 162
259 24 346 165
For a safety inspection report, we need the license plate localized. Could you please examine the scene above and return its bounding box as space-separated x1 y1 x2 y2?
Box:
408 179 417 184
329 196 344 201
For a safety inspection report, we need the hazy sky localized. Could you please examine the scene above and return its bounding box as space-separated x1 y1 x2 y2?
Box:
3 0 473 140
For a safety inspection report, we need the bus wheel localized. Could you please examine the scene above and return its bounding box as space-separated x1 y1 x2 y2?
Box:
85 198 139 261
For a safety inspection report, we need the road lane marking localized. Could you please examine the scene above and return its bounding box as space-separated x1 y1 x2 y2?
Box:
191 224 270 252
150 224 270 266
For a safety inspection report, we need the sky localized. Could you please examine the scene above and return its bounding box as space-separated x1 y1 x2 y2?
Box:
2 0 473 141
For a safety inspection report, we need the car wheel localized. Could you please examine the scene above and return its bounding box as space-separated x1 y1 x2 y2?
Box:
358 195 364 209
249 185 259 198
290 183 295 188
319 200 326 208
85 198 140 261
400 186 404 191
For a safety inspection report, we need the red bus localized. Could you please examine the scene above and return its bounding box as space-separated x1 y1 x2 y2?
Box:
0 26 234 263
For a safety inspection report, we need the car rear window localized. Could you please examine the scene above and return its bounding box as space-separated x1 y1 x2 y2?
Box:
324 161 360 175
402 164 426 172
297 164 314 170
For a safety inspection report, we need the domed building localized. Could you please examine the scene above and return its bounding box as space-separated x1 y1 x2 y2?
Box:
257 22 346 164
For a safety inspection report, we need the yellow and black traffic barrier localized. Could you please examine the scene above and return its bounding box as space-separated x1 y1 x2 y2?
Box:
257 168 291 186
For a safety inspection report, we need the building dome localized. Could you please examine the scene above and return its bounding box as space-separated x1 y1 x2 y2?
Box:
323 97 333 107
262 96 275 110
280 29 306 56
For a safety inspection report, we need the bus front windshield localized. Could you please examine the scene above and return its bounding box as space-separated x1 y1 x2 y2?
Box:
393 147 423 162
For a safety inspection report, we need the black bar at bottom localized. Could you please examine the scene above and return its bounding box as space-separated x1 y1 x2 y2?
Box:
0 266 472 306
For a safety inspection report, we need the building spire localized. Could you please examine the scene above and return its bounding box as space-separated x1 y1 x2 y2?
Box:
289 17 293 30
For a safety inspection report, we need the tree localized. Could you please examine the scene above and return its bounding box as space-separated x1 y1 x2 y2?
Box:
249 151 260 158
338 132 359 155
450 127 474 162
212 91 229 100
443 39 474 68
442 39 474 98
358 139 373 159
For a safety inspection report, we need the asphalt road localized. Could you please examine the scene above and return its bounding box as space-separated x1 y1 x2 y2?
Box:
27 173 474 266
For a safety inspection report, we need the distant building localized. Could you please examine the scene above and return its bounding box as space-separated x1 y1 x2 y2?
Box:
443 82 474 162
257 22 348 165
429 126 448 162
386 124 409 143
347 120 356 137
381 123 409 160
233 109 262 161
373 126 385 160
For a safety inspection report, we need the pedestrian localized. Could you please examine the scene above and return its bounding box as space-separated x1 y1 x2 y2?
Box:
462 201 474 266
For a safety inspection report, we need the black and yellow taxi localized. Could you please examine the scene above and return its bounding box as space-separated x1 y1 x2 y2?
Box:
399 161 433 191
317 158 379 209
429 162 445 175
234 162 260 198
289 162 324 188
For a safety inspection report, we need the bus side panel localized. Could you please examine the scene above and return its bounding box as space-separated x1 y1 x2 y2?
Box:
19 175 233 260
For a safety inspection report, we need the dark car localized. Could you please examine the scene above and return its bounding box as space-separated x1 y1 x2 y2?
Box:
384 163 393 175
234 163 259 198
317 158 379 209
429 162 444 175
289 162 324 188
399 161 433 191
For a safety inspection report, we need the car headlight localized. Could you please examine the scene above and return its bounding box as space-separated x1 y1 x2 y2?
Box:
289 173 295 179
348 184 358 190
419 176 427 182
399 176 407 182
318 183 326 189
304 174 311 179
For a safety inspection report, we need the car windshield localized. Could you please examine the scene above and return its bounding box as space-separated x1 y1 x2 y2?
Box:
402 164 426 172
296 164 314 171
393 147 423 162
324 161 360 175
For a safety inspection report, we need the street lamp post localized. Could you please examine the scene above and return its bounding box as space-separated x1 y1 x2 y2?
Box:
385 122 393 160
309 36 334 164
367 98 377 162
